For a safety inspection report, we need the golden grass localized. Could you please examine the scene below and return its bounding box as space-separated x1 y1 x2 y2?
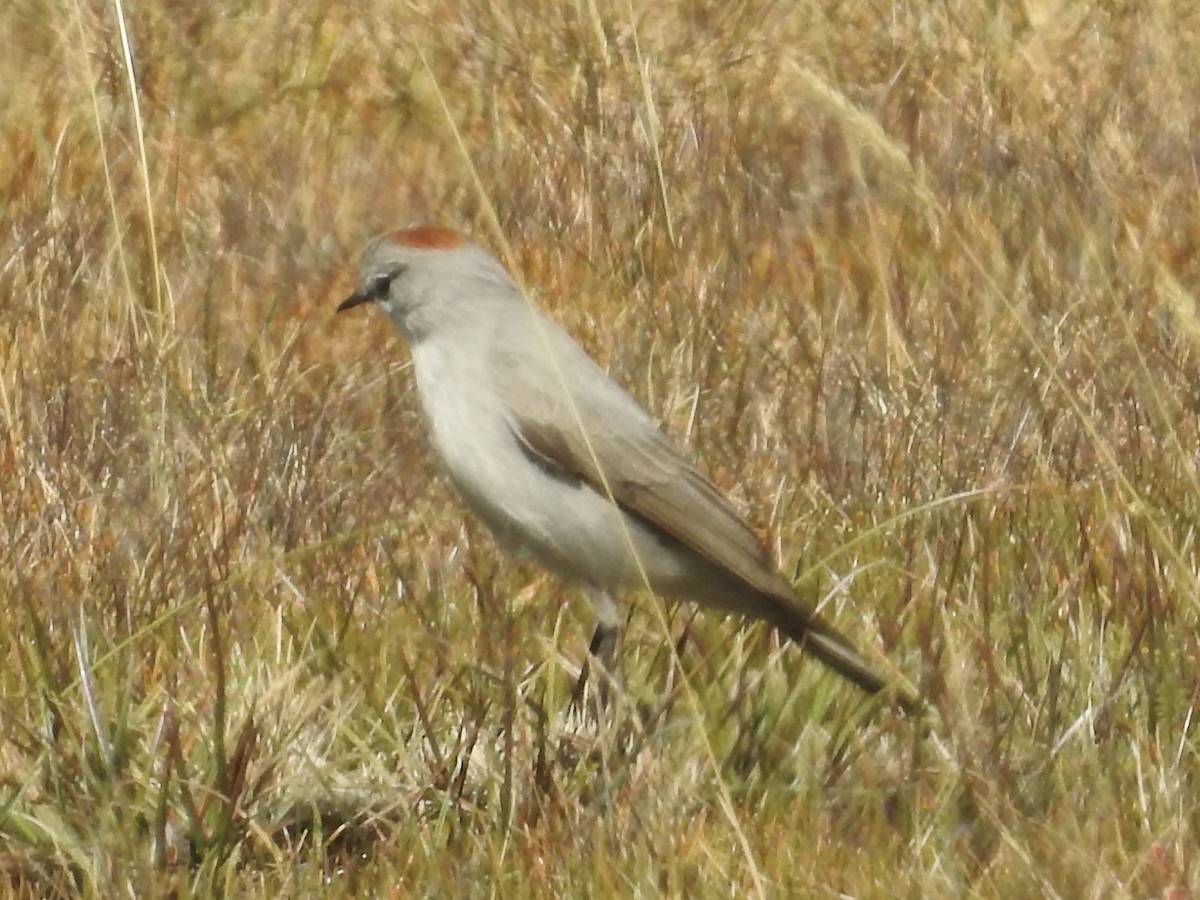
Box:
2 0 1199 895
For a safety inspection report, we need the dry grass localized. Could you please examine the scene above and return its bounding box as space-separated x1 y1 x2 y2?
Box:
3 0 1199 896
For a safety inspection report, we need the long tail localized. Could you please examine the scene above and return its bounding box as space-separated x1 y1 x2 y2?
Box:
763 594 921 713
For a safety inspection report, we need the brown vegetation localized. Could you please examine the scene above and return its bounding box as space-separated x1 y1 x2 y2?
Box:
2 1 1199 895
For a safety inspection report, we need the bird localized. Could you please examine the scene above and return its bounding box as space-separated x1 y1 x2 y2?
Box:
337 225 918 712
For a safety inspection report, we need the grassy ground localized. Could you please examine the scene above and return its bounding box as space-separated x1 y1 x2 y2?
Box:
3 0 1199 896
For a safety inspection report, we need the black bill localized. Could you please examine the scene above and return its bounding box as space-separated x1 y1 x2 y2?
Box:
337 290 374 313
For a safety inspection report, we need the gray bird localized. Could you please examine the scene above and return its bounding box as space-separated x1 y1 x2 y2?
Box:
338 226 918 712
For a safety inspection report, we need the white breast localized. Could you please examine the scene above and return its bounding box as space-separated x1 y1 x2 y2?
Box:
408 339 689 593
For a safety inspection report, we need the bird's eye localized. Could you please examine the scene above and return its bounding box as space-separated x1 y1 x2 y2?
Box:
368 264 407 300
367 274 392 299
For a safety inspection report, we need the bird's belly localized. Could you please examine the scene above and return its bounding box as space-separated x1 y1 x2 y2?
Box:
413 350 687 592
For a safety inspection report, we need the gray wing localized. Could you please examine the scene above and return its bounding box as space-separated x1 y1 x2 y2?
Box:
490 317 797 602
489 313 920 711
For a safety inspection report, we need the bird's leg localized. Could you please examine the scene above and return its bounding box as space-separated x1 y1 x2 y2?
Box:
571 590 623 710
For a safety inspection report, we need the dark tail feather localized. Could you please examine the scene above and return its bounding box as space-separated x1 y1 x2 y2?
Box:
765 597 921 714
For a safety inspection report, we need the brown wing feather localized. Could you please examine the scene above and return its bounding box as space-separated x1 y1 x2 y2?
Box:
509 383 794 602
493 321 921 711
